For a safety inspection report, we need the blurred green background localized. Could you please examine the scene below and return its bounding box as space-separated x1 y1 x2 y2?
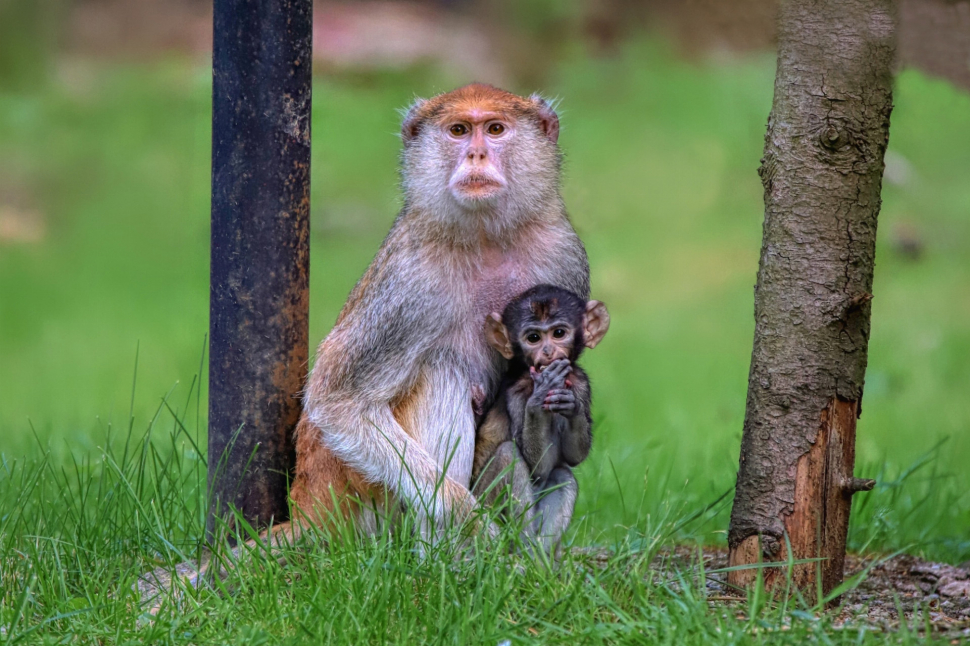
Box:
1 0 968 563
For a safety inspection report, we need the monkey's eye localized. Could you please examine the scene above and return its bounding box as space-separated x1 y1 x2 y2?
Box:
487 123 505 135
449 124 468 136
553 328 567 339
526 333 541 344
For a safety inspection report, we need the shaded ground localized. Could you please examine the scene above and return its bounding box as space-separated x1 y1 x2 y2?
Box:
624 547 970 637
637 0 970 92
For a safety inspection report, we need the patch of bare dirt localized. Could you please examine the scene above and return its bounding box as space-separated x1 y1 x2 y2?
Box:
658 547 970 637
576 545 970 636
0 206 46 244
0 170 45 244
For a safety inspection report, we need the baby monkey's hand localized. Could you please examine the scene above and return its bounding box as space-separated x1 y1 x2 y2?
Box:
528 359 569 406
528 359 571 412
471 383 487 418
542 387 577 417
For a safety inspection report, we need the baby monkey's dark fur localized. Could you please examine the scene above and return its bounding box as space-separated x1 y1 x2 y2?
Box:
472 284 609 550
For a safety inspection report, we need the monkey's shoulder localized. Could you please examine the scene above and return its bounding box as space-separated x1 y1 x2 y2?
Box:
334 229 453 328
504 373 535 401
538 222 591 299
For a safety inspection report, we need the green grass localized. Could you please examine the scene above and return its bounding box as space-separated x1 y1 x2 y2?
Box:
0 399 950 644
1 38 969 642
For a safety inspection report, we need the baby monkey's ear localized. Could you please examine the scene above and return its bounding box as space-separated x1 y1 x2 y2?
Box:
485 313 515 359
583 300 610 349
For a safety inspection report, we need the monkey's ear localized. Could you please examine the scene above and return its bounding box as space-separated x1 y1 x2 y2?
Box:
485 313 515 360
529 95 560 144
400 98 428 144
583 300 610 349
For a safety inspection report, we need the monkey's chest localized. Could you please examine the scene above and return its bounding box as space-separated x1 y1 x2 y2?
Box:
469 252 538 320
453 253 538 383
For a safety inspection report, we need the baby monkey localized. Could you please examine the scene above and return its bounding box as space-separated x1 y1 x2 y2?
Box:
472 284 609 550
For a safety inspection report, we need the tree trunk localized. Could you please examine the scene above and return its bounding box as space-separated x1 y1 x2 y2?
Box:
727 0 896 603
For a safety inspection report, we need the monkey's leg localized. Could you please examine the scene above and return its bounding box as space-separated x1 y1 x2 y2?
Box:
310 398 475 538
474 441 536 527
533 467 578 553
418 361 477 490
353 358 477 543
418 362 482 542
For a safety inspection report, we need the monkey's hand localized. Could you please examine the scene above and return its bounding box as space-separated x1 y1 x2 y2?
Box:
471 383 487 418
527 359 570 410
543 388 577 417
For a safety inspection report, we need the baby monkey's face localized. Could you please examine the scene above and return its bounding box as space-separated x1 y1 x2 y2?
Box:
519 320 575 368
484 286 608 370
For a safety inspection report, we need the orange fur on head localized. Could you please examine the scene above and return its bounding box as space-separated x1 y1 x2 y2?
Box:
402 83 559 145
399 83 564 244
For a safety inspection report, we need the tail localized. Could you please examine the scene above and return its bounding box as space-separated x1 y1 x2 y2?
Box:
136 519 306 616
137 416 370 616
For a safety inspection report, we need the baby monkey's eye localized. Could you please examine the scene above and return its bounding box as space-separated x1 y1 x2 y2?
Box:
449 124 468 136
487 123 505 135
553 328 567 338
526 333 541 343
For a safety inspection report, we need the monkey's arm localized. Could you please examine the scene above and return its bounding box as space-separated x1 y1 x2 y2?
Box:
519 405 557 484
558 368 592 467
515 360 569 483
304 245 476 521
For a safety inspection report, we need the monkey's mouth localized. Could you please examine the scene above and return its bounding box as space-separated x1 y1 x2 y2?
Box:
458 178 501 191
452 174 505 199
535 357 567 369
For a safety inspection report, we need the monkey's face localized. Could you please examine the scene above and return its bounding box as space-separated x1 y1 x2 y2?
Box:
519 320 576 368
399 84 562 229
443 113 511 208
486 286 593 367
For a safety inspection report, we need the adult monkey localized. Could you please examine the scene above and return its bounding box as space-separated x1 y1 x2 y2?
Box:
289 84 590 535
138 84 587 604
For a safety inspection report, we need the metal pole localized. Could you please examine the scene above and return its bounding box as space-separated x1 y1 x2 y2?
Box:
208 0 311 533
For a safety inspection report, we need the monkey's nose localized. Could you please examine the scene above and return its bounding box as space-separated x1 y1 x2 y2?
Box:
467 150 486 162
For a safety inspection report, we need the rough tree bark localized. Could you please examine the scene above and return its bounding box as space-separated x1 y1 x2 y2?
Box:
727 0 896 603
